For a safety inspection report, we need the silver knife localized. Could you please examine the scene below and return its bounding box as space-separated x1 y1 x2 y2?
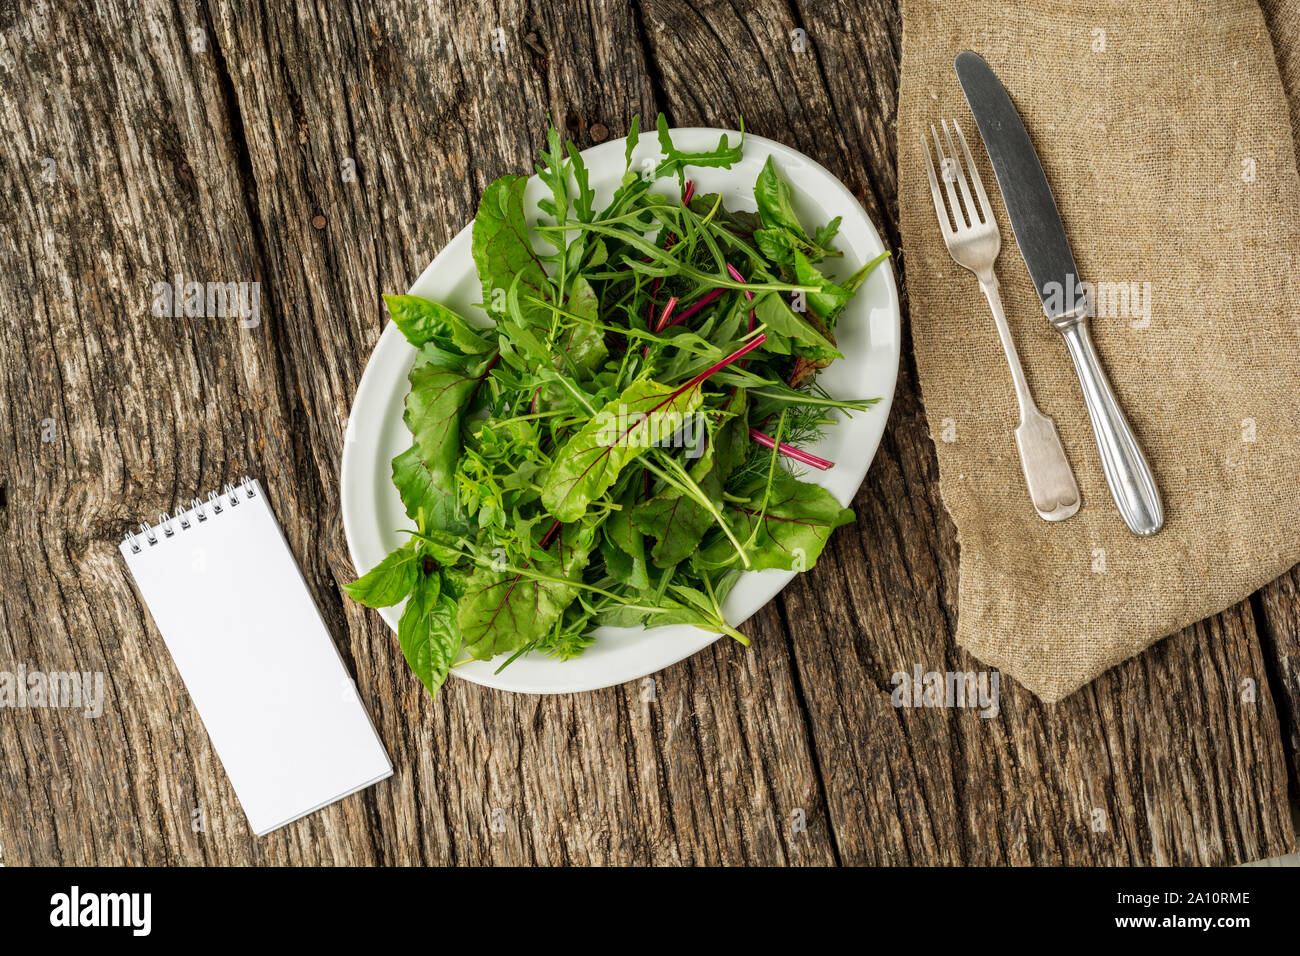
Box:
955 50 1163 537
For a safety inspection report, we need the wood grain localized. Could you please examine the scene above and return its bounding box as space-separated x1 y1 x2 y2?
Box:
0 0 1294 866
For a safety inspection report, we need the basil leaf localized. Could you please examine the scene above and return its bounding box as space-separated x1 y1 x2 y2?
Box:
441 565 473 600
753 293 842 360
753 156 841 262
397 571 461 696
343 540 421 608
754 227 797 264
791 251 852 323
754 155 805 236
383 294 493 354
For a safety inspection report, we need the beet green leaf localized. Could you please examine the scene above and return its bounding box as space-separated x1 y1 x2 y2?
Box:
701 470 854 572
457 523 595 659
391 445 464 534
403 345 492 530
541 376 705 522
472 174 555 329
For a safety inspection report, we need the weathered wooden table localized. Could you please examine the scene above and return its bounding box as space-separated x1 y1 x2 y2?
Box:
2 0 1297 866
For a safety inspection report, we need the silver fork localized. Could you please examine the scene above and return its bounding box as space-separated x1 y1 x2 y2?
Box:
922 119 1080 521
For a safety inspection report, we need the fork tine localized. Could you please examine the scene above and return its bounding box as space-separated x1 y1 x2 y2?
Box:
950 119 993 225
930 124 967 229
921 134 954 239
940 119 979 226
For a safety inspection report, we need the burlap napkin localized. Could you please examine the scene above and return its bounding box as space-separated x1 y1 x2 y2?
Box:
897 0 1300 702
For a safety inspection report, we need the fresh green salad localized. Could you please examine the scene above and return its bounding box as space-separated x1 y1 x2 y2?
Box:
345 116 888 697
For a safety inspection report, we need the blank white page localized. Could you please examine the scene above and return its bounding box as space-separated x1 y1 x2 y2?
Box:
120 478 392 836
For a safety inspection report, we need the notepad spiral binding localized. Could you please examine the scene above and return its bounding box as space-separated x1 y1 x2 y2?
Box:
123 476 258 554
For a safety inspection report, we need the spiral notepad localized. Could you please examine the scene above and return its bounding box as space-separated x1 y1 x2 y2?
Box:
120 477 392 836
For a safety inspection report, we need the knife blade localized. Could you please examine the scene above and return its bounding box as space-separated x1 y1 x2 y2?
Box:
954 50 1083 316
954 50 1164 536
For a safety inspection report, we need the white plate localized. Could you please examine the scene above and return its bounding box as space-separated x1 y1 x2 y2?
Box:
341 129 901 694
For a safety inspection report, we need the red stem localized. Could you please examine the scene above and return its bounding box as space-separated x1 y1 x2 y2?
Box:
726 262 759 334
653 296 679 333
683 180 695 205
748 427 834 470
682 334 767 391
539 519 562 549
723 264 759 397
664 287 725 329
726 262 754 302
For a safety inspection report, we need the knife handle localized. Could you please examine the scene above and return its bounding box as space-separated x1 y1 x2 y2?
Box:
1057 318 1164 536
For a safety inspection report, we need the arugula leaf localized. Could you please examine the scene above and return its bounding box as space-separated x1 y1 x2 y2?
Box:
653 114 744 191
397 569 461 696
624 116 640 168
812 216 842 252
383 294 494 354
566 142 595 223
844 250 891 293
541 376 705 521
536 126 571 235
343 540 421 608
700 470 854 572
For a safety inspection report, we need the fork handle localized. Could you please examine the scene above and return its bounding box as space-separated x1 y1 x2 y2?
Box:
1057 317 1163 536
978 273 1034 411
978 273 1081 522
